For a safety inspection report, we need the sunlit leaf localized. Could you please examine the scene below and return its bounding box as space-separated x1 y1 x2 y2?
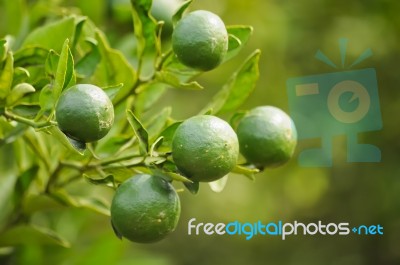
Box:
13 47 49 67
94 30 137 106
126 110 149 155
172 0 193 26
224 25 253 62
0 224 71 248
22 16 76 52
12 67 30 86
232 164 259 181
155 71 203 90
6 83 36 107
208 175 229 193
0 39 8 62
145 107 172 140
0 52 14 100
134 82 166 114
200 50 261 114
54 39 75 103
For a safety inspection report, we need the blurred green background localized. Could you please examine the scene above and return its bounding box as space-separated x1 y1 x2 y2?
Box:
1 0 400 264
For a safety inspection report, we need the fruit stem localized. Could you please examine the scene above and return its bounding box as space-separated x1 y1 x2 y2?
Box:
3 109 57 128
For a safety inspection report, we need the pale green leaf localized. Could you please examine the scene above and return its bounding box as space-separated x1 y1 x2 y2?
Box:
22 16 76 52
6 83 36 107
224 25 253 62
155 71 203 90
0 224 70 248
208 175 229 193
172 0 193 25
0 52 14 99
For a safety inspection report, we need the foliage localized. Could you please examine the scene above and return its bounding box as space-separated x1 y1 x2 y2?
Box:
0 0 260 249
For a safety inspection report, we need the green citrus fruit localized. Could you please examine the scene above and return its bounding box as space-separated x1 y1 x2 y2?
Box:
172 115 239 182
110 174 181 243
55 84 114 143
236 106 297 168
172 10 228 71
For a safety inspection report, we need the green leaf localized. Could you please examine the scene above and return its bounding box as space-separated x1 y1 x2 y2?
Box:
155 71 203 90
84 174 115 188
22 16 76 52
126 110 149 155
157 121 181 153
93 30 137 105
75 39 101 78
0 39 7 62
200 50 261 114
14 47 49 67
54 39 75 103
12 67 30 86
45 50 59 78
134 82 166 114
145 107 172 140
150 136 164 156
37 84 53 118
43 126 86 155
51 190 110 216
172 0 193 25
184 181 199 195
208 175 229 193
224 25 254 62
6 83 36 107
13 166 39 205
151 168 192 183
71 16 87 51
0 52 14 100
0 224 71 248
102 83 123 101
229 111 247 129
232 165 259 181
12 104 41 118
130 0 158 59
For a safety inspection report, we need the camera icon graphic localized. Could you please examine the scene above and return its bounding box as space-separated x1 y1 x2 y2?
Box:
287 39 382 167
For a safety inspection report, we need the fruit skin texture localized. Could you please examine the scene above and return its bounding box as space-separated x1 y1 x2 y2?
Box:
55 84 114 143
172 115 239 182
172 10 228 71
110 174 181 243
236 106 297 168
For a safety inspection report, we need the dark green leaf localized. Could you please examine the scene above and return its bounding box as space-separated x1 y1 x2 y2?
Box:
22 16 76 52
6 83 36 107
208 175 229 193
12 104 41 118
184 181 199 194
75 39 101 78
71 16 87 51
200 50 261 114
126 110 149 155
0 225 71 248
0 52 14 99
224 25 254 62
172 0 193 26
155 71 203 90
